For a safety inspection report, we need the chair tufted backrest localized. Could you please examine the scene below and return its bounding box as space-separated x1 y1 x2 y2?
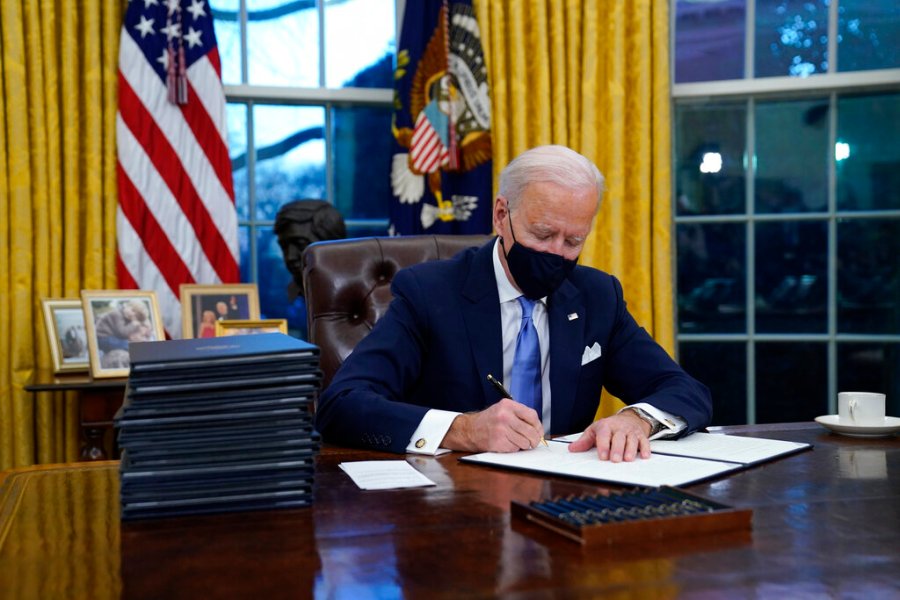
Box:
302 234 491 389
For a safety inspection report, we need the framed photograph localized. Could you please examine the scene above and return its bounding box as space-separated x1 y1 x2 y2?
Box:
180 284 260 339
41 299 90 373
215 319 288 337
81 290 166 379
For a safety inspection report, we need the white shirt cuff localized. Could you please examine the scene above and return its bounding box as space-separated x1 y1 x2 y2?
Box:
406 409 460 455
620 403 687 440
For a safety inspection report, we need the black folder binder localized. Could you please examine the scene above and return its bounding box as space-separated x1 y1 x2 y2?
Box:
128 332 318 370
117 333 321 520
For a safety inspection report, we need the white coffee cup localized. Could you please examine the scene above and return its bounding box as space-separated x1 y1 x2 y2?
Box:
837 392 886 426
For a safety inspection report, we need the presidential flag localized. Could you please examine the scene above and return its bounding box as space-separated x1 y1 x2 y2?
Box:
389 0 492 236
116 0 238 338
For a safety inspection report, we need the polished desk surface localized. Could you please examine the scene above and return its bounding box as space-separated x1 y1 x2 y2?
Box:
1 423 898 599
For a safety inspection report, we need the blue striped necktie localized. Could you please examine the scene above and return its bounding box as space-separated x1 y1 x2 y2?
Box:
509 296 542 420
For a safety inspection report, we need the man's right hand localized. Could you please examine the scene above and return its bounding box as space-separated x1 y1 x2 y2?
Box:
441 399 544 452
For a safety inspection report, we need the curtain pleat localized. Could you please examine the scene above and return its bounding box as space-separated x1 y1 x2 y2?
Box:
0 1 17 467
650 0 675 354
1 0 36 469
0 0 122 469
475 0 674 417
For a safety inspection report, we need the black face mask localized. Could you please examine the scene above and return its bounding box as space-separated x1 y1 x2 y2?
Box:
501 214 577 300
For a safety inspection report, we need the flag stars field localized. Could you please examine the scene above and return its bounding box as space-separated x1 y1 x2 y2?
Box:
135 16 155 38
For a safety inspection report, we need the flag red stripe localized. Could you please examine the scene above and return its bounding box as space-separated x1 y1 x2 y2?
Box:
182 78 234 199
413 127 438 152
412 130 437 166
411 116 448 173
207 46 222 79
117 162 196 291
414 135 442 172
116 254 139 290
411 119 437 147
118 73 238 281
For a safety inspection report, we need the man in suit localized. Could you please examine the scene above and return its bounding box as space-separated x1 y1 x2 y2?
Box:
316 145 712 461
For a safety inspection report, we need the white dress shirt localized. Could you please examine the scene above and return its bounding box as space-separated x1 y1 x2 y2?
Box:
406 239 684 454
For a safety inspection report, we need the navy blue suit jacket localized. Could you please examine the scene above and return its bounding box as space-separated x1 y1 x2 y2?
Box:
315 240 712 452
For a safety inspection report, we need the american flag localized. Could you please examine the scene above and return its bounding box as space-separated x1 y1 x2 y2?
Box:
116 0 238 338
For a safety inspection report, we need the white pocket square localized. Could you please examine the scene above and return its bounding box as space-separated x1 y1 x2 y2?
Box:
581 342 602 365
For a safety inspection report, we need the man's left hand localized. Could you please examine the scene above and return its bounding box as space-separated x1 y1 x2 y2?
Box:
567 411 652 462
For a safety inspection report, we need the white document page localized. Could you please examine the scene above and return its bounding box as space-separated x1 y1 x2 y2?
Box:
339 460 437 490
554 431 811 466
649 432 810 465
460 441 741 487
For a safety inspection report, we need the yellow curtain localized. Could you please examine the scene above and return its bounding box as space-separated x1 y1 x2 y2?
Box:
0 1 123 469
475 0 674 417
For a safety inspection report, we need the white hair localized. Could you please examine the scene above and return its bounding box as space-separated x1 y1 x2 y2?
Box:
121 299 149 321
498 145 605 210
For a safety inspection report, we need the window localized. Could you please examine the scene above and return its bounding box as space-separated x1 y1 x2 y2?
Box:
213 0 397 334
673 0 900 424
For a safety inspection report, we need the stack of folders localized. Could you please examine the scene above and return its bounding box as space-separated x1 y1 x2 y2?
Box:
115 333 321 520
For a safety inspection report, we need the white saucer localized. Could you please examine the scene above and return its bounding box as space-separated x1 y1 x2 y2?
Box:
814 415 900 438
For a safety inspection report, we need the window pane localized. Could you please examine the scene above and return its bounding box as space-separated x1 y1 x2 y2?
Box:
345 221 390 237
332 105 392 221
227 102 249 221
838 343 900 417
838 218 900 334
838 0 900 72
756 342 827 422
246 0 319 86
679 342 747 426
677 223 746 334
675 102 747 216
755 221 827 334
253 105 326 220
325 0 395 88
755 0 829 78
755 99 829 213
674 0 745 83
238 225 251 282
836 92 900 211
211 0 242 85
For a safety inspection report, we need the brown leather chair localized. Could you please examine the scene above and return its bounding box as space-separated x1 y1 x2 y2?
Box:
302 234 492 389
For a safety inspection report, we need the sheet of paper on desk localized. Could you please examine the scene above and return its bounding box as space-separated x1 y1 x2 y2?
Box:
460 441 742 487
554 431 811 466
649 432 810 465
339 461 437 490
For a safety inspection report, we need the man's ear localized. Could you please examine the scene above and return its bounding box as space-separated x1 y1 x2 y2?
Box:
493 195 508 235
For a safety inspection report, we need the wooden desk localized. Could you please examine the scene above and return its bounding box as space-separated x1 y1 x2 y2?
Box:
1 423 898 598
25 372 126 461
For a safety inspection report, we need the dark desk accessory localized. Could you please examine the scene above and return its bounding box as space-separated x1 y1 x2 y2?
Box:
117 334 321 520
511 486 752 546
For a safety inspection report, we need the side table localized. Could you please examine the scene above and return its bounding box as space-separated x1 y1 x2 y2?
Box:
25 372 126 461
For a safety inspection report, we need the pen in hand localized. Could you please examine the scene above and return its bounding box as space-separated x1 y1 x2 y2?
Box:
486 374 548 447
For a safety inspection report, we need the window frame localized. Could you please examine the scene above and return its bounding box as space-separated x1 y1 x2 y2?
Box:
219 0 400 284
671 0 900 423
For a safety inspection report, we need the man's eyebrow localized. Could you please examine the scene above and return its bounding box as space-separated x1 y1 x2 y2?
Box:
530 222 554 234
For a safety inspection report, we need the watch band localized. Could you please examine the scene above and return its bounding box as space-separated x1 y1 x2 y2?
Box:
626 407 663 436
